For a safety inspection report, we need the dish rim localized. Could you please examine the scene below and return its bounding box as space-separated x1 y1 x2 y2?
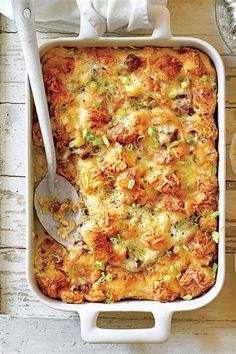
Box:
25 33 225 342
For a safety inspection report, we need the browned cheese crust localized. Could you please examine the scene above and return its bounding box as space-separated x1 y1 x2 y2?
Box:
33 46 218 303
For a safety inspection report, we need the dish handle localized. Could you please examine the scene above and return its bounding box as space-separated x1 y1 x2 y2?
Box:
150 5 171 40
79 5 172 41
79 307 173 343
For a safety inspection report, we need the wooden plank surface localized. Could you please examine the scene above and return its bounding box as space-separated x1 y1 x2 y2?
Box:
0 0 236 352
0 317 235 354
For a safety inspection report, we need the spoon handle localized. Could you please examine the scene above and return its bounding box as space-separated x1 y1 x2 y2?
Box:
13 0 56 193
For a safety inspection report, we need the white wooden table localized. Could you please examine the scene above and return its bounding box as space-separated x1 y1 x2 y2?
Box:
0 1 236 353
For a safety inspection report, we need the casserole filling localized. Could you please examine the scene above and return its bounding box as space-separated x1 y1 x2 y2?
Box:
33 46 218 303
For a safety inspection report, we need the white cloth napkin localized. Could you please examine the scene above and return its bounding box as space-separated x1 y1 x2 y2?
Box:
0 0 167 35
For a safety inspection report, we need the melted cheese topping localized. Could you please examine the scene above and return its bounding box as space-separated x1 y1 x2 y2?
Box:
34 46 218 304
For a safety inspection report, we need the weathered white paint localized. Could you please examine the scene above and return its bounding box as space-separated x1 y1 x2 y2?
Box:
1 317 235 354
0 176 26 248
0 0 236 350
0 104 25 176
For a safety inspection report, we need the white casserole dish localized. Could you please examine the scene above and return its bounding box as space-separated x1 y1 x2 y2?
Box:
26 6 225 343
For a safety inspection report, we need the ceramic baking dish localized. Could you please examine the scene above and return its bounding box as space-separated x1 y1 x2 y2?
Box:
25 6 225 343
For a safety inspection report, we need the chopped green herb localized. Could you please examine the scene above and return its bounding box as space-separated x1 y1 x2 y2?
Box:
105 292 113 304
97 78 103 86
210 211 219 219
152 140 159 149
108 116 114 127
146 214 154 222
155 207 162 213
146 264 154 272
126 143 134 152
183 245 189 252
127 290 137 297
176 220 185 229
84 243 95 253
134 250 145 262
166 250 172 257
203 129 214 139
67 82 76 92
104 83 115 96
168 89 178 99
180 115 187 122
185 136 195 144
212 262 218 277
142 93 157 108
92 137 103 146
82 128 88 140
51 253 62 263
98 87 106 95
96 156 103 163
89 81 97 89
199 75 208 83
176 159 192 166
173 245 180 254
149 100 157 108
163 274 171 282
186 170 193 178
98 272 112 282
102 135 110 147
169 140 181 148
128 178 136 190
182 294 193 300
68 49 76 57
127 242 134 253
176 272 182 280
95 261 105 271
85 132 95 142
153 280 160 288
193 212 201 223
181 79 189 89
212 82 217 90
131 203 140 210
85 170 92 179
169 265 175 272
147 126 156 137
116 108 126 116
105 274 112 282
69 136 84 149
212 231 220 243
95 100 102 108
137 135 145 143
192 222 199 229
211 165 217 175
187 179 196 190
110 236 121 245
130 93 157 109
120 76 130 85
144 92 156 100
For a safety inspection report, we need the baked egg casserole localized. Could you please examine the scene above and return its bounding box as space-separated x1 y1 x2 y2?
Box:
33 46 219 303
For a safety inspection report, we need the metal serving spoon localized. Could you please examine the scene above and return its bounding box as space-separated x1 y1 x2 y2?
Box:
13 0 81 246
